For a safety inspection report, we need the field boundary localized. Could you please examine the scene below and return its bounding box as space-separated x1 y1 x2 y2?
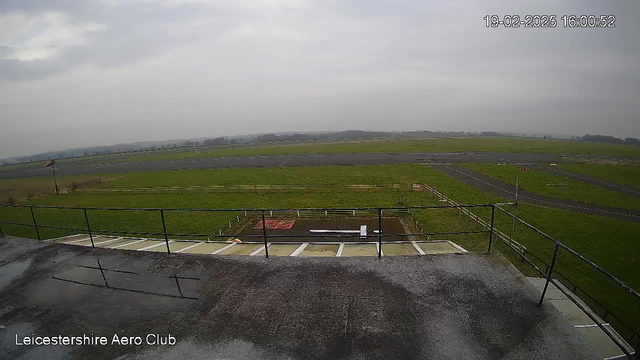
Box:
73 184 407 193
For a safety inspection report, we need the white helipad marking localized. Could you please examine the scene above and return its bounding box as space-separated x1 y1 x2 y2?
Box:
250 244 269 256
112 239 146 249
93 237 124 246
412 242 425 255
138 241 171 251
290 243 308 257
175 242 204 253
336 243 345 257
211 242 236 255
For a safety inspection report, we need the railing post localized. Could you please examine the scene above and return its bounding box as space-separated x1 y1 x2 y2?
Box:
261 210 269 258
487 205 495 253
377 208 382 260
83 208 95 248
160 209 170 254
30 206 41 241
538 242 560 307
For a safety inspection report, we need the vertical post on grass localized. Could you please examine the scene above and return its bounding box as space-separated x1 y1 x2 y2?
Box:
83 208 94 248
377 208 383 260
515 175 519 204
538 242 561 307
0 224 4 238
261 210 269 258
487 205 495 253
29 206 41 241
160 209 170 254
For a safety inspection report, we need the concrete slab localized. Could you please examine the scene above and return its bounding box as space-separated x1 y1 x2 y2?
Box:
549 299 596 326
0 236 600 360
181 242 229 254
341 244 377 257
219 244 263 256
96 237 134 248
576 325 630 359
118 240 158 250
266 244 300 256
301 244 339 257
417 242 462 254
382 243 418 256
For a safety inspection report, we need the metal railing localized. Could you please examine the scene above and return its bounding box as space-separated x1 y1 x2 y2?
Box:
0 202 638 357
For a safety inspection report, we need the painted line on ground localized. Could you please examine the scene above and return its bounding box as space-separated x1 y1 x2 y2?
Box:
250 244 269 256
290 243 309 257
93 237 125 246
412 241 425 255
211 242 236 255
62 236 93 244
336 243 345 257
138 241 172 251
574 324 608 328
112 239 146 249
175 242 204 253
447 241 469 254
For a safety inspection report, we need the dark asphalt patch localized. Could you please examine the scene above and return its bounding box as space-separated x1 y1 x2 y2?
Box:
433 164 640 222
0 236 599 360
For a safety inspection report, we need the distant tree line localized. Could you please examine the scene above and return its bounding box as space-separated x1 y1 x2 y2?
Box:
3 130 638 166
581 134 640 146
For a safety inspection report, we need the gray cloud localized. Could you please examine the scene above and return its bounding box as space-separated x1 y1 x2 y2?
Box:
0 0 639 158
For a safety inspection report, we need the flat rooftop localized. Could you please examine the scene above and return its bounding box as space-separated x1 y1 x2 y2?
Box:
0 236 599 360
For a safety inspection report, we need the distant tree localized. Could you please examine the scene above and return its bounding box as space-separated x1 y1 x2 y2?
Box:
624 137 640 146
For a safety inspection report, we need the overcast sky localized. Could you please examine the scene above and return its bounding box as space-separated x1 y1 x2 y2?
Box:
1 0 639 158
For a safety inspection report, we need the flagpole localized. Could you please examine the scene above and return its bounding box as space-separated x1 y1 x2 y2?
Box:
52 162 59 195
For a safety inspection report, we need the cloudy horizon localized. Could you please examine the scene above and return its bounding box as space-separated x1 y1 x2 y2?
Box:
1 0 639 158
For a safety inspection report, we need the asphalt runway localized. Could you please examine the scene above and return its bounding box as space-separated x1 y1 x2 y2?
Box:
0 152 571 179
433 164 640 222
0 236 599 360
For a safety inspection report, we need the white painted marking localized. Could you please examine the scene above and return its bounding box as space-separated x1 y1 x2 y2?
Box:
290 243 309 257
360 225 367 239
250 244 269 256
447 241 469 254
138 241 172 251
211 242 236 255
112 239 146 249
574 324 608 328
93 237 125 246
412 241 425 255
336 243 345 257
62 236 93 244
175 242 204 253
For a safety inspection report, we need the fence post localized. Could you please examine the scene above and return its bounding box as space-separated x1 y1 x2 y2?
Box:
538 242 560 307
30 206 41 241
83 208 95 248
487 205 495 253
160 209 170 254
0 224 4 238
377 208 382 260
261 210 269 258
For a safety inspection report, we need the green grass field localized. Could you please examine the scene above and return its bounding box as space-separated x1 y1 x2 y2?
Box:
1 163 638 338
462 163 640 211
3 137 640 172
558 163 640 189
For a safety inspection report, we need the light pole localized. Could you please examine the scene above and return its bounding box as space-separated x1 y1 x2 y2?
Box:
45 160 59 195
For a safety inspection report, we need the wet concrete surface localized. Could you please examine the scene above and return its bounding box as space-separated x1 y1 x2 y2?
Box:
0 236 599 360
433 164 640 222
0 152 571 179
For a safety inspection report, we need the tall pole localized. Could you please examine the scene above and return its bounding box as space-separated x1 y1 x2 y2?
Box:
52 162 59 195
